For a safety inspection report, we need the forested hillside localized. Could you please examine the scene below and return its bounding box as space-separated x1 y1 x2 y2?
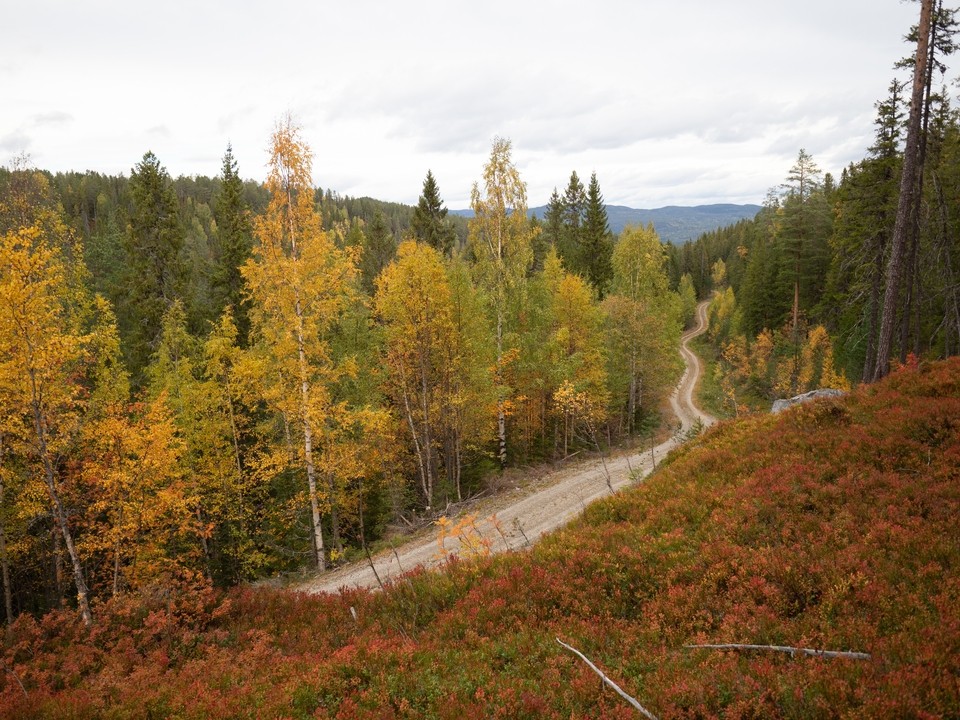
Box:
1 1 959 714
668 1 960 413
452 202 763 244
0 125 685 619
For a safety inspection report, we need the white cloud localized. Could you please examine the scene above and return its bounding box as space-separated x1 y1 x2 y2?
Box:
0 0 929 208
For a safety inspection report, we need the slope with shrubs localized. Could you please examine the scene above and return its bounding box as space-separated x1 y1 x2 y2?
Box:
2 358 958 718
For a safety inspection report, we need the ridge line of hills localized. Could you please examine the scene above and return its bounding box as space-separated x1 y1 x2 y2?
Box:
450 202 762 244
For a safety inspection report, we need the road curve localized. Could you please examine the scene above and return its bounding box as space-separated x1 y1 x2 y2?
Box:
300 299 715 595
671 300 717 431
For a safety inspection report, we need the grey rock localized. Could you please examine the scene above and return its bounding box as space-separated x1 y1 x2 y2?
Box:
771 388 846 414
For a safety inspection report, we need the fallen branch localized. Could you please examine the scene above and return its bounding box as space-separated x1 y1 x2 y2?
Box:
363 542 384 591
3 659 26 697
683 643 871 661
512 517 530 547
556 638 658 720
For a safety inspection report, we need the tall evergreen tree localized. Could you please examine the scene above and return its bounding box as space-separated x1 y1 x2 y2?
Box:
558 171 586 273
123 151 185 383
824 81 904 381
410 170 455 256
580 172 614 296
537 187 565 273
777 149 831 338
360 209 396 295
875 0 936 380
212 144 253 344
892 0 958 363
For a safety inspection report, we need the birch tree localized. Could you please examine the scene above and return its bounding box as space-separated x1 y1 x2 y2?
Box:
242 118 357 571
0 223 93 624
468 138 536 467
375 241 453 507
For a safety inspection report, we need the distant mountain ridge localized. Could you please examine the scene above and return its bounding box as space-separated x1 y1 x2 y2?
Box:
450 203 762 244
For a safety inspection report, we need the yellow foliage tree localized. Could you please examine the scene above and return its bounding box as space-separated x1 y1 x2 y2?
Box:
375 241 455 507
604 224 682 433
468 138 537 467
542 252 609 455
376 241 494 506
242 118 357 571
81 395 190 594
0 224 93 624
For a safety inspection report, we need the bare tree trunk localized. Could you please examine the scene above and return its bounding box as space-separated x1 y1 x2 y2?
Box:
400 382 430 506
0 438 13 624
934 176 960 355
627 344 637 434
326 472 342 553
196 506 212 582
419 349 435 507
792 277 800 340
874 0 934 380
296 306 325 572
454 432 462 502
27 372 92 626
496 311 507 468
862 235 885 382
899 201 923 362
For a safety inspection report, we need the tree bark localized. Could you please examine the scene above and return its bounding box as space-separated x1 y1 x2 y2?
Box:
25 361 92 626
874 0 934 380
296 304 325 572
0 436 13 624
496 311 507 468
862 235 884 382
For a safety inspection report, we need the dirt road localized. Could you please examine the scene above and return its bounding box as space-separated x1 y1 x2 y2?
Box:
301 301 715 595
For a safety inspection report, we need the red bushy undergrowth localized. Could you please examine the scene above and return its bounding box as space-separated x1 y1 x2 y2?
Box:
2 359 958 718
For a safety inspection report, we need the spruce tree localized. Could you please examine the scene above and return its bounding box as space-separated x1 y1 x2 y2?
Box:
776 149 831 338
537 187 565 272
558 171 585 274
410 170 455 256
123 151 185 383
360 209 397 294
213 144 253 344
580 172 613 296
823 81 904 380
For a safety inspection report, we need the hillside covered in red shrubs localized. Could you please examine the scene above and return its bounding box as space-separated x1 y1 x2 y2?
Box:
2 358 958 718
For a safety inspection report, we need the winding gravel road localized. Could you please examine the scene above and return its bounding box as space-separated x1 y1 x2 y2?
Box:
300 301 715 595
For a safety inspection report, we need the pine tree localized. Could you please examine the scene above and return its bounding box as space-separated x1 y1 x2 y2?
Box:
875 0 936 380
825 81 904 380
410 170 455 256
539 187 565 273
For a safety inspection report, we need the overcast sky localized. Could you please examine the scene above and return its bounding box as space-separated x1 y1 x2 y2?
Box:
2 1 926 209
